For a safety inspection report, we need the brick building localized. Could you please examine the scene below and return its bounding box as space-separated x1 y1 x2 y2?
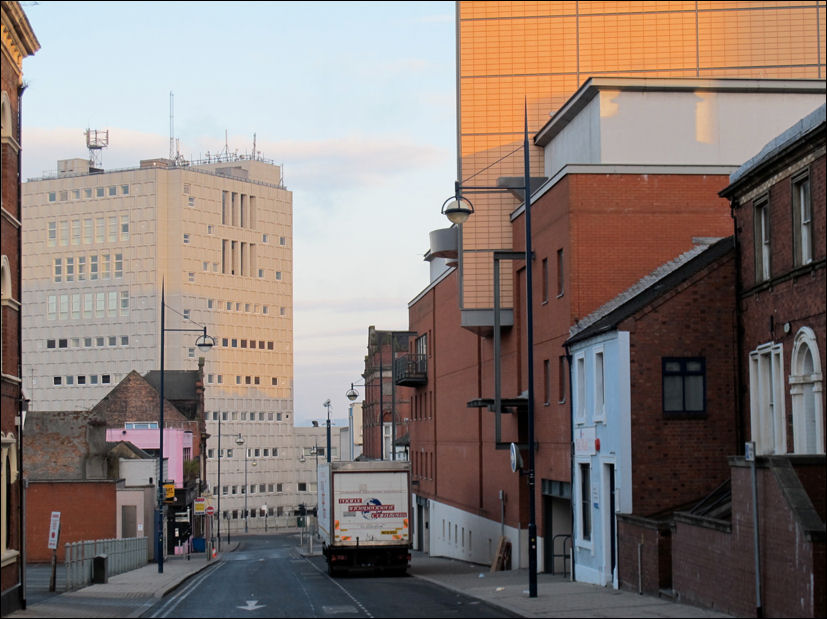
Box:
407 76 825 571
0 1 38 613
566 238 737 587
359 327 414 461
669 105 825 617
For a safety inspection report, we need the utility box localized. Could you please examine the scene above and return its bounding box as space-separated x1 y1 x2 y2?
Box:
92 554 108 584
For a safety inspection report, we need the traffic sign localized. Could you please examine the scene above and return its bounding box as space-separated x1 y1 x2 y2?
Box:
194 497 206 514
206 506 215 516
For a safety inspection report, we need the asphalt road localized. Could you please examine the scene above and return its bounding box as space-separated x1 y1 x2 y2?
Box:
145 534 518 618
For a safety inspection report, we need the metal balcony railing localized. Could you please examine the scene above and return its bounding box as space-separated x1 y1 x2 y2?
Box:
394 354 427 386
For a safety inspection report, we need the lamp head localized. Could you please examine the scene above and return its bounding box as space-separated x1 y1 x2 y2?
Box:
441 195 474 225
346 384 359 402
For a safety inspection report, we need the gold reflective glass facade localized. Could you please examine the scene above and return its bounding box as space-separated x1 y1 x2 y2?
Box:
457 0 826 310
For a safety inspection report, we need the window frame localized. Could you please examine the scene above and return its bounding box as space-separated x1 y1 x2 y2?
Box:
662 357 707 417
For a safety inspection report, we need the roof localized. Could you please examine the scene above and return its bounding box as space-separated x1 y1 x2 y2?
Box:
723 103 826 194
566 237 734 347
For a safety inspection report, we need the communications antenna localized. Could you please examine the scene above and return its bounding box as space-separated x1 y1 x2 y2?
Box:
169 91 175 160
85 129 108 172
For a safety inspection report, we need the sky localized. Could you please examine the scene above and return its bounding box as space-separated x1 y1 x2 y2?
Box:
19 1 456 426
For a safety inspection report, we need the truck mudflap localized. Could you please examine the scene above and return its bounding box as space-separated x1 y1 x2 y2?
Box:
324 543 410 576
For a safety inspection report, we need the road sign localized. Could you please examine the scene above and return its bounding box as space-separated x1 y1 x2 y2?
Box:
206 506 215 516
47 512 61 550
194 497 206 514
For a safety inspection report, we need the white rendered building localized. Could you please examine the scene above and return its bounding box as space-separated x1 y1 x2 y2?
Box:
22 154 298 526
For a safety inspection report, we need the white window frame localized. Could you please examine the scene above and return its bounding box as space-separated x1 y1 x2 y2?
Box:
790 327 824 454
593 347 606 423
749 342 786 455
575 352 586 425
575 457 593 550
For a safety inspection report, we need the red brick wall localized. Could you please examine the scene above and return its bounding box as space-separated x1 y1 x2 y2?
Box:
617 516 672 593
621 249 738 515
26 481 117 563
673 462 823 617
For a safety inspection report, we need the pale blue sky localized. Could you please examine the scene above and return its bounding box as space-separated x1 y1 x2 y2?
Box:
20 1 456 425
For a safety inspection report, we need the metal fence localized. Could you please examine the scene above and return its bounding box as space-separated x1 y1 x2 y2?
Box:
64 536 148 591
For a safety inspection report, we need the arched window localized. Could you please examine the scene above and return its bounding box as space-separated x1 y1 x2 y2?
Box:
790 327 824 454
1 255 12 301
0 90 12 140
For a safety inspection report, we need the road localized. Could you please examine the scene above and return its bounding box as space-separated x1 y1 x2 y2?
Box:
145 534 517 618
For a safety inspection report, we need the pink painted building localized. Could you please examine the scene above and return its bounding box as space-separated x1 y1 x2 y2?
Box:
105 427 194 489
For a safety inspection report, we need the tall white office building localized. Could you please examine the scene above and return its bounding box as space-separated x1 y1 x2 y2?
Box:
22 153 298 524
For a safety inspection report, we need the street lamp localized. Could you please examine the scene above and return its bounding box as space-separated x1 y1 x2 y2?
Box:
323 400 332 463
440 103 538 597
157 281 215 574
346 382 364 461
235 434 249 533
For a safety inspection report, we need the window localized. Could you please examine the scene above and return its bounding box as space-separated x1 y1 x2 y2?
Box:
749 343 786 455
594 350 605 421
792 173 813 267
543 359 550 405
663 358 705 415
78 256 86 281
83 218 93 244
48 296 57 321
108 216 118 242
298 482 307 492
120 215 129 241
108 186 117 197
48 191 56 202
556 248 564 296
108 291 117 317
275 271 282 281
790 327 825 454
575 353 586 423
579 462 591 542
120 290 129 316
558 356 567 404
48 221 57 246
71 219 81 245
101 253 111 279
115 253 123 278
183 233 190 244
96 187 104 198
90 255 98 280
66 257 74 282
46 339 56 349
53 376 62 385
754 197 771 283
541 257 549 302
96 217 105 243
83 294 92 319
53 258 62 283
121 184 129 195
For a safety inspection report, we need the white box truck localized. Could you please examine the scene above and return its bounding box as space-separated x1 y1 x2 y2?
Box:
317 460 411 575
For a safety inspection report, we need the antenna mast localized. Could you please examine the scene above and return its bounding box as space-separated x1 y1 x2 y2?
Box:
169 91 175 161
85 129 109 172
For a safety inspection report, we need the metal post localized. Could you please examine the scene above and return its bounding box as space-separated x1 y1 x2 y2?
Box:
244 445 248 533
217 416 221 552
378 336 384 460
391 332 397 461
325 401 332 463
522 103 538 598
157 282 165 573
747 442 762 618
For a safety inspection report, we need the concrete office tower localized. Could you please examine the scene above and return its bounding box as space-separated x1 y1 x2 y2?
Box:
451 1 827 328
22 154 295 525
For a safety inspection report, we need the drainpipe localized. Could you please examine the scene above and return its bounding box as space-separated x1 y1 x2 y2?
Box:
18 81 28 611
730 203 745 454
565 347 575 582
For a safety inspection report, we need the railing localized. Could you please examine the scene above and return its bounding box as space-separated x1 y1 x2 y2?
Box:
64 536 148 591
394 354 427 386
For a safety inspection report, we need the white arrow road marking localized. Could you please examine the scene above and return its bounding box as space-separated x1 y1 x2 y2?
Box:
238 600 265 611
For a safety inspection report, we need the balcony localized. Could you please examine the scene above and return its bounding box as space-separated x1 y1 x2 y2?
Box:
394 354 427 387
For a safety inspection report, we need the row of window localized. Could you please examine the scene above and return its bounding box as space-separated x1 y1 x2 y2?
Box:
206 298 287 317
53 374 113 386
207 447 279 459
204 374 280 386
47 289 129 321
46 335 129 349
209 411 286 422
48 184 130 203
53 253 124 282
753 170 813 284
47 215 129 247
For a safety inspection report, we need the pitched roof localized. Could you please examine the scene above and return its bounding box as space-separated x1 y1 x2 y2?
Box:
566 237 734 347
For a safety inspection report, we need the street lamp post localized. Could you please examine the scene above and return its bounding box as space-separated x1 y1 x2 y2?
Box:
323 400 332 463
157 281 215 574
235 434 249 533
346 382 366 461
440 103 538 597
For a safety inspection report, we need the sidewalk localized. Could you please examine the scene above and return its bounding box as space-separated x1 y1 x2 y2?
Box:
8 548 231 619
407 552 731 618
9 540 731 618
